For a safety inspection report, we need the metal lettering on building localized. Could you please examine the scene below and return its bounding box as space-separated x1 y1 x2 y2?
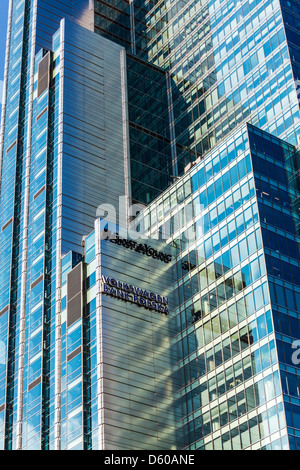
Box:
101 275 169 315
101 230 172 263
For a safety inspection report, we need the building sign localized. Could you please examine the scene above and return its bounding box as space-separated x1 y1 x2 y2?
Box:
101 230 172 263
101 275 169 315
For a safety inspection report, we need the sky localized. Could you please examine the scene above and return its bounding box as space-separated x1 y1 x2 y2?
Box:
0 0 10 116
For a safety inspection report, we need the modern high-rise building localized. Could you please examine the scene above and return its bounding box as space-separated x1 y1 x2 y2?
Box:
0 0 299 451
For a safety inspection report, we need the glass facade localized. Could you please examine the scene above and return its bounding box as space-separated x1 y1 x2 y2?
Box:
0 0 299 452
0 0 33 449
0 0 127 450
248 127 300 449
127 55 175 204
134 122 300 450
95 0 300 204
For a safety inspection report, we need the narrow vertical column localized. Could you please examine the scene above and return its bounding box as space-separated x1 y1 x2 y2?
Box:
0 0 13 450
54 19 65 451
94 219 104 450
0 0 13 185
120 49 131 228
89 0 95 31
129 0 136 55
166 72 178 180
16 0 38 451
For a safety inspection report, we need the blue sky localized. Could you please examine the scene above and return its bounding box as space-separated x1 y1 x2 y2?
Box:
0 0 10 115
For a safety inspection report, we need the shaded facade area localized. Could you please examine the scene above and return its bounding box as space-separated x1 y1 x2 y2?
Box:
58 222 181 449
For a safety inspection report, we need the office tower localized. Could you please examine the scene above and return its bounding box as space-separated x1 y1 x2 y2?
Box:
0 0 129 450
134 122 300 450
95 0 300 204
0 0 299 451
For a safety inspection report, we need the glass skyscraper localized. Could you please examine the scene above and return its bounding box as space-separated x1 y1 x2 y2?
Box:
134 122 300 450
0 0 299 451
95 0 300 203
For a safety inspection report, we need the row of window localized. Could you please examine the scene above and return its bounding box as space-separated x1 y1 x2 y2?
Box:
196 403 287 450
274 309 300 341
140 129 249 229
281 369 300 399
269 279 300 313
183 370 282 445
179 308 275 382
161 189 259 270
178 240 265 316
178 250 265 329
266 252 300 288
171 12 286 139
182 332 275 416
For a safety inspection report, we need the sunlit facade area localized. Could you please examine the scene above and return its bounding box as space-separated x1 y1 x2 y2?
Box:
0 0 299 451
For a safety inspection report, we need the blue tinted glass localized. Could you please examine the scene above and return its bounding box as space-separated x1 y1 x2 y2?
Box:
212 232 220 252
254 286 264 311
206 162 213 182
230 165 238 186
198 167 206 187
220 226 228 247
203 213 210 234
222 250 231 272
207 184 215 204
257 314 267 339
217 201 226 222
241 263 251 286
210 208 218 228
191 172 199 192
228 143 235 162
238 159 247 179
222 171 231 193
225 194 234 216
215 178 223 199
204 238 213 258
239 238 248 261
228 220 236 241
236 214 244 235
200 189 208 208
231 244 239 267
213 157 220 175
220 149 228 169
233 189 242 210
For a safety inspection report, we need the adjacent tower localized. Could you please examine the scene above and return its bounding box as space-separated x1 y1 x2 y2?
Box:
0 0 299 451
